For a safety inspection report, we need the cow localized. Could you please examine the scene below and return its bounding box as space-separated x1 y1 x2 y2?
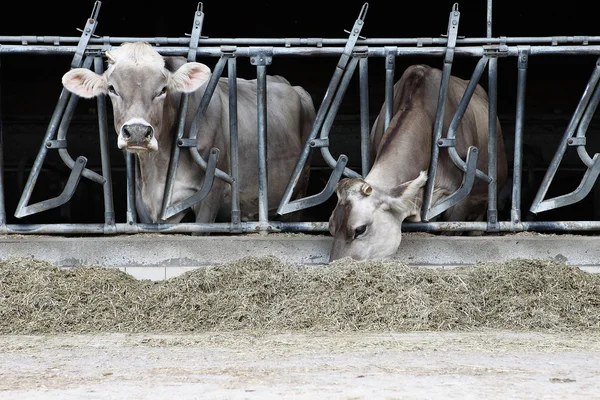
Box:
61 42 315 224
328 64 507 261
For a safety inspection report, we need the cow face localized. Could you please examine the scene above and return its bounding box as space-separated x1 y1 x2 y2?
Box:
61 42 211 154
328 171 427 262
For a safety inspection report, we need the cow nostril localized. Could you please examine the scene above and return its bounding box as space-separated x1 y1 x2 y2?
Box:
145 127 153 139
122 127 131 140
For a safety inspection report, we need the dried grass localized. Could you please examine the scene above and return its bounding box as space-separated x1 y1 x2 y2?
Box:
1 256 599 334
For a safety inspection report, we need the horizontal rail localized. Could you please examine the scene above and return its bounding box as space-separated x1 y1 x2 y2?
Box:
4 221 600 235
2 35 600 47
2 44 600 57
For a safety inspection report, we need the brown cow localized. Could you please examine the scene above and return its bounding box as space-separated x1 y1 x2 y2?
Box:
62 42 315 223
328 64 507 261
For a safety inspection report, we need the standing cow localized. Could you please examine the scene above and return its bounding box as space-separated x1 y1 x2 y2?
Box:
62 42 315 223
328 64 507 261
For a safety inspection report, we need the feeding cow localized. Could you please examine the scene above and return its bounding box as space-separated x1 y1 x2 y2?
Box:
328 64 507 261
61 42 315 223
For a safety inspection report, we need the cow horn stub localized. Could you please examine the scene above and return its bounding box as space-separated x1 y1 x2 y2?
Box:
360 182 373 196
105 50 115 64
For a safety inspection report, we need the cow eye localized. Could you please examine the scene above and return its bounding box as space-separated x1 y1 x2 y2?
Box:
353 225 367 239
108 85 118 96
156 86 167 97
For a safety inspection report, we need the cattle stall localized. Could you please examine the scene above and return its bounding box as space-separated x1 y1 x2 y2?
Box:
0 0 599 236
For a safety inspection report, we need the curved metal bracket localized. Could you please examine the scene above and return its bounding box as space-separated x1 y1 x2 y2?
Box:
425 146 478 221
530 153 600 214
15 156 87 219
278 155 348 215
160 148 220 221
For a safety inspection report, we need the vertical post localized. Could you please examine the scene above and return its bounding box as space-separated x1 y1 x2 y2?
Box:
512 47 529 226
93 57 115 228
384 47 396 133
251 50 273 231
487 0 493 38
359 56 370 177
487 57 499 231
228 55 241 230
125 153 137 225
422 4 460 220
0 55 5 230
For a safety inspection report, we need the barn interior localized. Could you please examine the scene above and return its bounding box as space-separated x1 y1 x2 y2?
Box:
0 0 598 226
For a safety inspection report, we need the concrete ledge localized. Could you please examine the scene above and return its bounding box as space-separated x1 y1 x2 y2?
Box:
1 232 600 274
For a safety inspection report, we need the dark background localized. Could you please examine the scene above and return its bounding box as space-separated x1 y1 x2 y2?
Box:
1 0 599 225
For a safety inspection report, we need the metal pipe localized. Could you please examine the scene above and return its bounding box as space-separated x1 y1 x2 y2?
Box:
512 48 529 225
487 57 499 230
228 56 241 228
93 57 115 226
384 48 395 132
319 57 362 178
446 56 490 182
359 57 370 177
487 0 493 38
7 220 600 235
530 57 600 211
0 55 4 228
256 64 269 225
5 35 600 47
125 153 136 225
6 44 600 58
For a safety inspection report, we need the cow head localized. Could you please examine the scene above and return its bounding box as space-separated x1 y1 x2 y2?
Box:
61 42 211 154
328 171 428 262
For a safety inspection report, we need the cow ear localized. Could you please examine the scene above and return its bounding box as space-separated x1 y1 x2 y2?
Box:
62 68 107 98
386 170 428 217
170 62 211 93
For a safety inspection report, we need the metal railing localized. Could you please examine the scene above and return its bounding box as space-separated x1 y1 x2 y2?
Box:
1 0 600 235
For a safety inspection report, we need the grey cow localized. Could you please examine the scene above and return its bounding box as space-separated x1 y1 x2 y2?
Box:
328 64 508 261
62 42 316 223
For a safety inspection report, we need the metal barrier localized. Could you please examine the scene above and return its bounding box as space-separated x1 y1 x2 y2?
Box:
1 0 600 235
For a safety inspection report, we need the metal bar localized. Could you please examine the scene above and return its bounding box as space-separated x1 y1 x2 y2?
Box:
487 0 493 38
7 35 600 47
574 65 600 168
187 54 233 184
9 219 600 235
0 55 4 229
446 56 491 182
425 146 479 220
384 47 396 132
14 88 73 218
56 57 105 184
159 5 207 221
529 57 600 213
276 3 368 214
487 57 499 231
277 155 348 215
125 153 137 225
93 56 116 228
161 148 220 220
15 157 88 218
422 4 460 221
7 44 600 58
319 56 362 178
511 47 529 225
228 56 241 229
256 63 269 225
359 56 370 177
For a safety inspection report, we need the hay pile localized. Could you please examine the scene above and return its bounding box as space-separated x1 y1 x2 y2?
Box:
1 256 599 334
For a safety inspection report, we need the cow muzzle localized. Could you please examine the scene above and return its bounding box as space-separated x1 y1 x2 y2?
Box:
118 122 158 152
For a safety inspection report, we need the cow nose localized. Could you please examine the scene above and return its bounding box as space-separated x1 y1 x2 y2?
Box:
122 123 154 143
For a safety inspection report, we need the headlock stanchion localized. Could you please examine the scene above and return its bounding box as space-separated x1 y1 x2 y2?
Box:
3 0 600 234
529 56 600 215
276 3 368 216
